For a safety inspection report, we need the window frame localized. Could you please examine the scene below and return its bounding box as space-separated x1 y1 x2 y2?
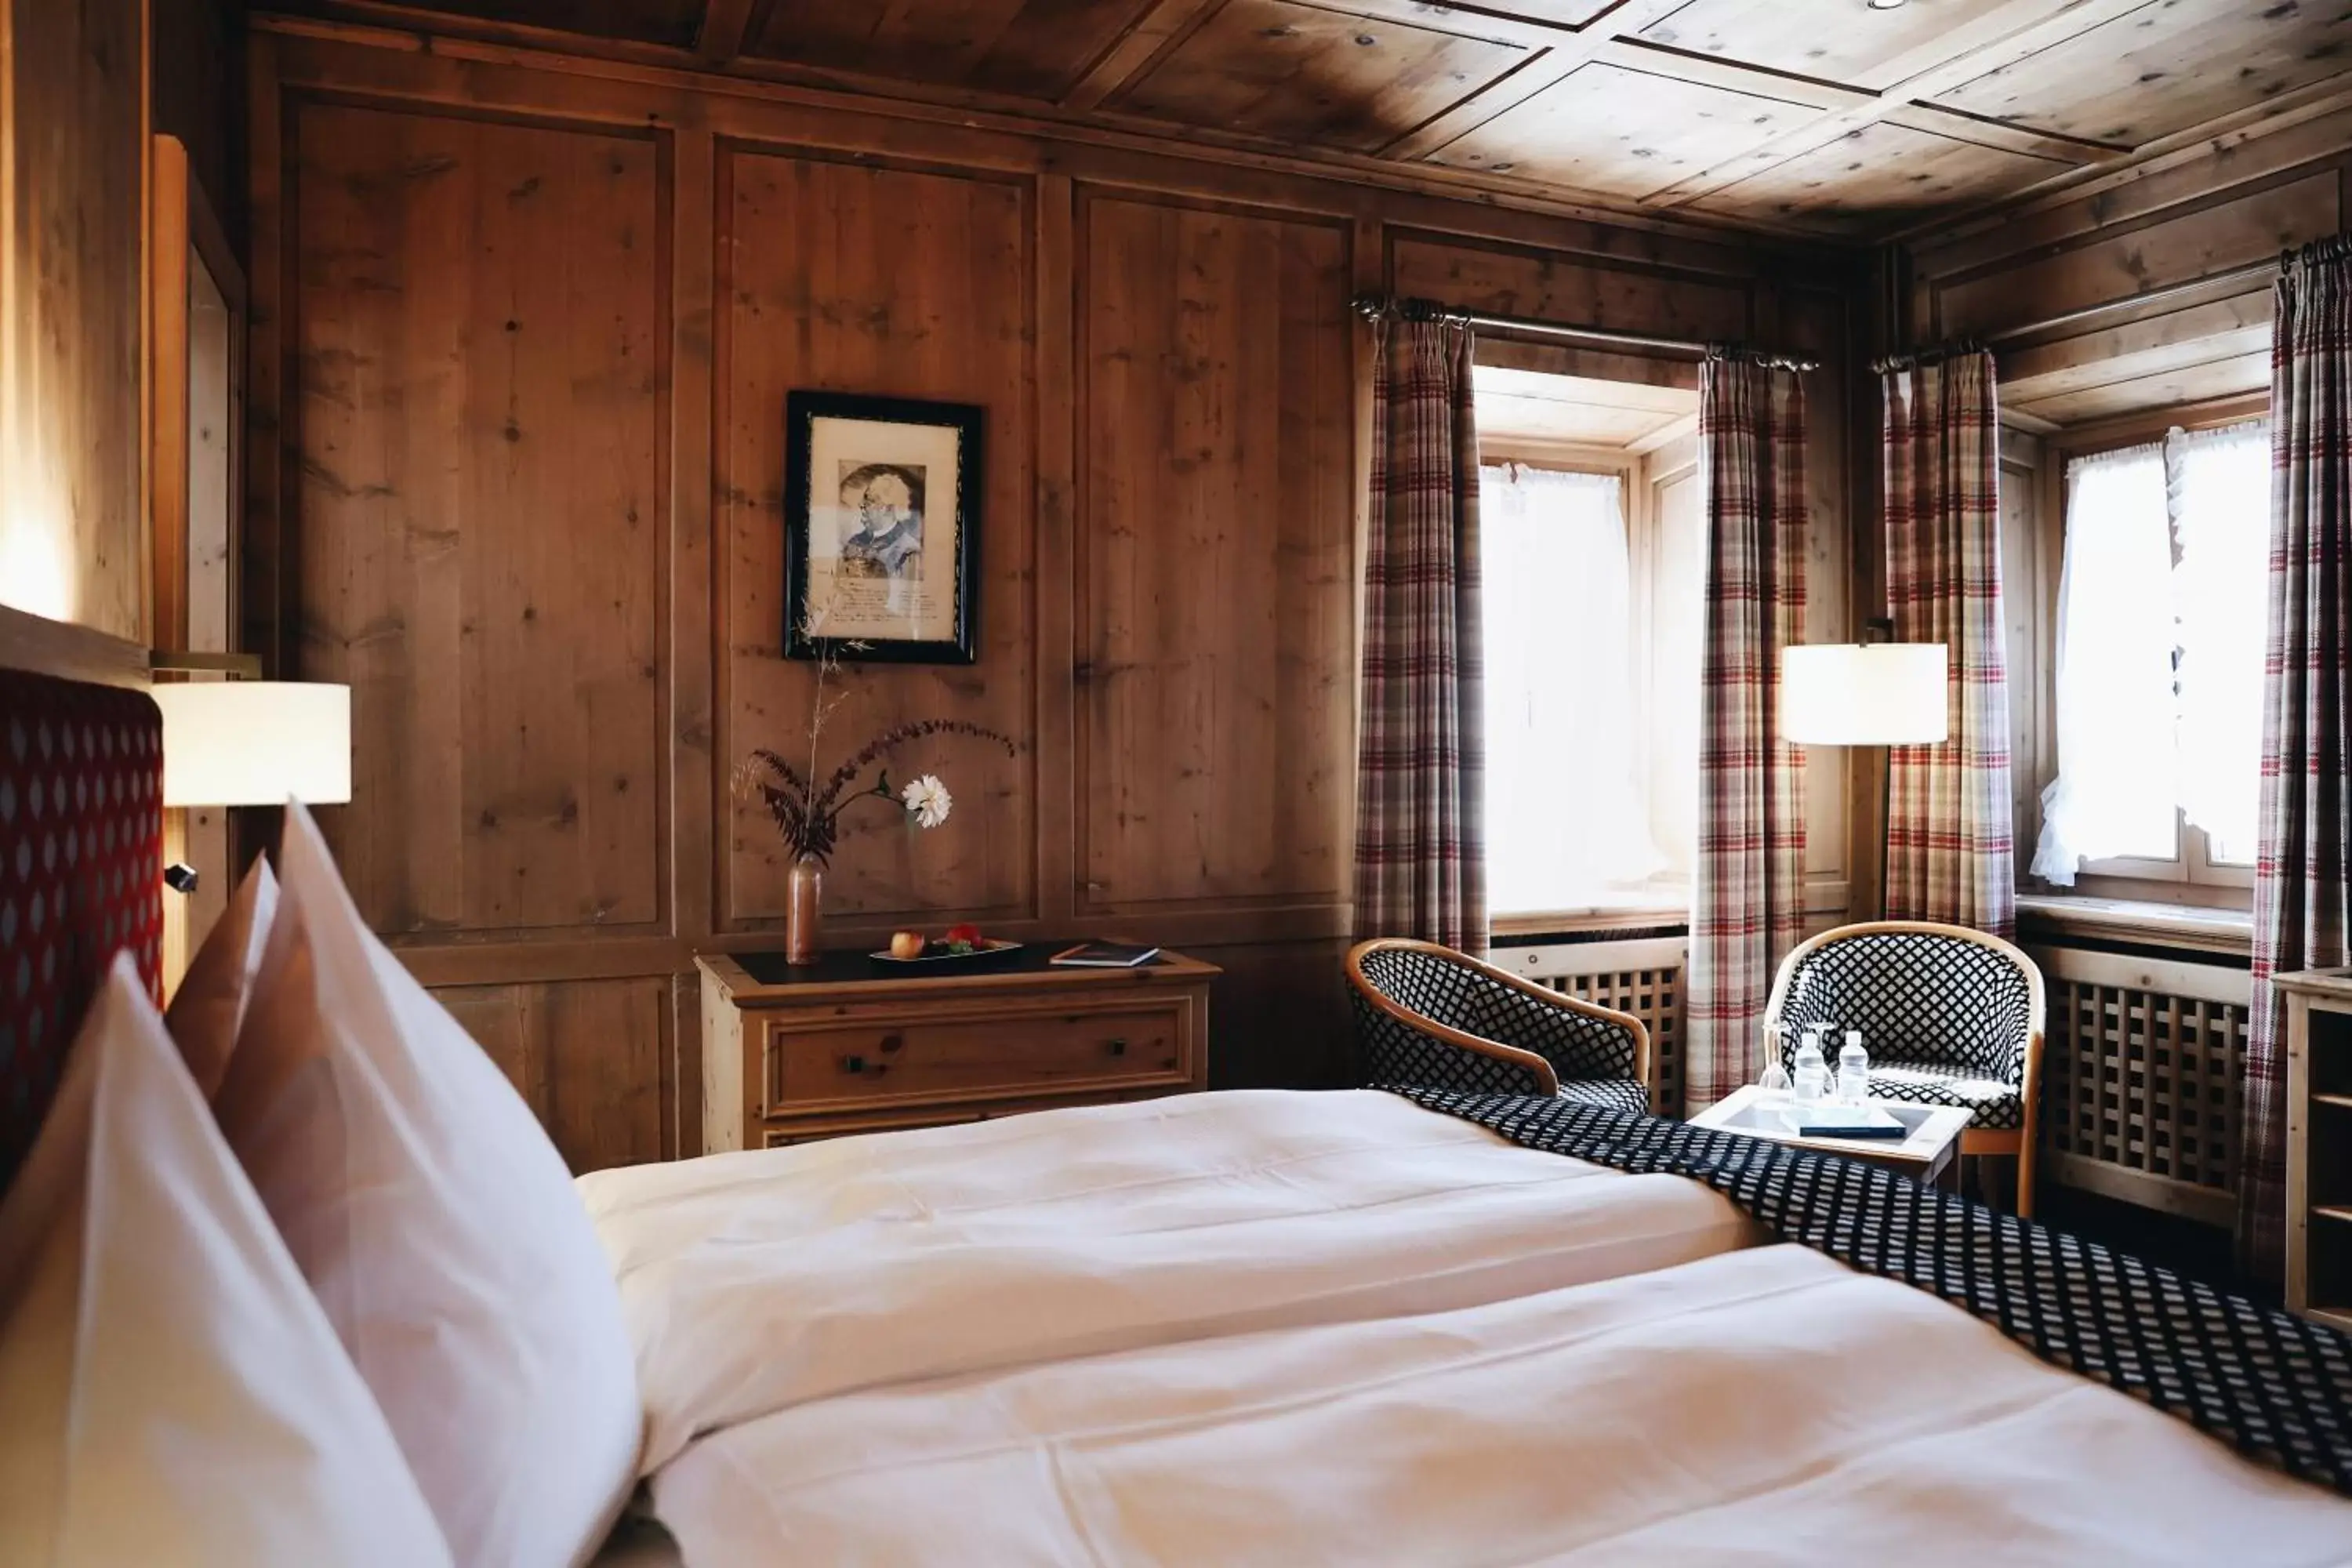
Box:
1477 433 1699 936
2027 394 2268 910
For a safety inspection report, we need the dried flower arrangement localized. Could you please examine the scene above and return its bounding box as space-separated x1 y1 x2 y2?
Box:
732 611 1015 868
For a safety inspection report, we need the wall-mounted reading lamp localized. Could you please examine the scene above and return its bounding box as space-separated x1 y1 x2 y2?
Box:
147 652 352 890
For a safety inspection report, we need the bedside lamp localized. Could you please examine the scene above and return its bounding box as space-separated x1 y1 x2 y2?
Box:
151 677 353 807
1780 631 1949 916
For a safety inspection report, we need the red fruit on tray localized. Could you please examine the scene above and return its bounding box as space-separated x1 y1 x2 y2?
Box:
943 923 983 949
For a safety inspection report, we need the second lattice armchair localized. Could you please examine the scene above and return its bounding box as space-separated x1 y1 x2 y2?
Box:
1348 938 1652 1113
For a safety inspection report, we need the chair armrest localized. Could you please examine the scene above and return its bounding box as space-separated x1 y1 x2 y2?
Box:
1348 982 1562 1097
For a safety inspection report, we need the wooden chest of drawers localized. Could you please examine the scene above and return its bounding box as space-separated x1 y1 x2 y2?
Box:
697 948 1218 1152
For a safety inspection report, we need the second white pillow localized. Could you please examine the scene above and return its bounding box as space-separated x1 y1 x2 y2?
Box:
216 805 642 1568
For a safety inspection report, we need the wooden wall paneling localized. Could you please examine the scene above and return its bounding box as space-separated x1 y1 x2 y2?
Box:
151 0 245 240
716 146 1036 931
1933 172 2340 342
1776 283 1851 918
435 975 672 1169
1076 188 1355 916
667 119 718 1160
2 0 147 639
246 24 1884 1150
1998 426 2043 858
1034 171 1080 932
1388 230 1752 341
1190 936 1353 1091
289 100 668 938
244 27 286 673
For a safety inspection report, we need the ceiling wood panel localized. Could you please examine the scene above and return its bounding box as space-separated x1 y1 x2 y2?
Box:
1636 0 2023 91
744 0 1163 98
1930 0 2352 147
267 0 2352 241
1427 61 1819 198
1112 0 1528 153
1694 121 2066 231
368 0 708 47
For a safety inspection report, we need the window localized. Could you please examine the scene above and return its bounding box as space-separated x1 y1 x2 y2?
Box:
2032 420 2268 890
1479 459 1701 919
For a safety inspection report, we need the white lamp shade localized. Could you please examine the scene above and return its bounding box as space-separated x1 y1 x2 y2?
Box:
1780 643 1950 746
153 681 353 806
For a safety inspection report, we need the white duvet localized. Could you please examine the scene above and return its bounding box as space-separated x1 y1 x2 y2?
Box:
579 1091 1758 1472
582 1090 2352 1565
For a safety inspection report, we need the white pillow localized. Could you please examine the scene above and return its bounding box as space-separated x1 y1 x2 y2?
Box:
0 956 451 1566
165 857 278 1096
215 803 641 1567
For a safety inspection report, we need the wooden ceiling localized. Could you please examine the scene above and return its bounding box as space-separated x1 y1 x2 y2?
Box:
268 0 2352 239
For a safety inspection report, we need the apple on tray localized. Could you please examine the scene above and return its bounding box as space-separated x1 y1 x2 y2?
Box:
887 930 926 960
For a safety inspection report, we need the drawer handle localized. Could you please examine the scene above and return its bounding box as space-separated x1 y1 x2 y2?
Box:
1107 1037 1127 1057
880 1033 904 1054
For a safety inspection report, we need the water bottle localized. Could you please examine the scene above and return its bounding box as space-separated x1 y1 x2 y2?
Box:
1756 1024 1793 1102
1792 1028 1828 1107
1838 1030 1871 1105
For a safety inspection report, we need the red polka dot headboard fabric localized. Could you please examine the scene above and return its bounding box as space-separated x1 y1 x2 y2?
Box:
0 667 164 1196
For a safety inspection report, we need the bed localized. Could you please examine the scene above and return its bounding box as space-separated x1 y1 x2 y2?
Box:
4 655 2351 1566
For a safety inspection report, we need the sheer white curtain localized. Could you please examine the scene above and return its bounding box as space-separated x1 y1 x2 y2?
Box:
1482 464 1666 912
2033 441 2177 880
2033 422 2270 884
2169 421 2268 861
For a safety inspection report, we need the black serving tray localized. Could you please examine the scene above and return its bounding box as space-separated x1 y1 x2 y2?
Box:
865 938 1026 971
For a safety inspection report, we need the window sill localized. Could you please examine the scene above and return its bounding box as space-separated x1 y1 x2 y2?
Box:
1492 898 1689 942
2015 892 2252 958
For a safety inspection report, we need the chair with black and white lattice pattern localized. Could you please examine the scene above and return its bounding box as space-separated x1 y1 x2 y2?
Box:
1347 939 1653 1115
1763 920 2046 1215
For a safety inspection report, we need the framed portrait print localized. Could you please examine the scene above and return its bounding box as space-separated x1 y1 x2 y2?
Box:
784 390 982 664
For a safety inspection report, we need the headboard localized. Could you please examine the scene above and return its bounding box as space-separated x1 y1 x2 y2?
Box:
0 666 165 1193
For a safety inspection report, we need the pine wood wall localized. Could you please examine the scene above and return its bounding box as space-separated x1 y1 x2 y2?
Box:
244 20 1859 1171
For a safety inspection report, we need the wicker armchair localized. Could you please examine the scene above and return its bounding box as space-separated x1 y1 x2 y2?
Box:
1763 920 2046 1215
1347 939 1652 1114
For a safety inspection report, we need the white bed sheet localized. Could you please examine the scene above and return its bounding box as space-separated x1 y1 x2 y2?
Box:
579 1089 1759 1472
652 1243 2352 1566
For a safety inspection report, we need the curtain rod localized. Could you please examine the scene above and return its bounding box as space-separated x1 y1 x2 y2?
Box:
1871 338 1987 375
1351 294 1820 372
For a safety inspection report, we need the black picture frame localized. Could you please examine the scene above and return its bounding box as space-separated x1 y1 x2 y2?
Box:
783 390 982 665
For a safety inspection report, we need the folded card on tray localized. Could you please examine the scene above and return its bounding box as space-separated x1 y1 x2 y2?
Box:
1780 1103 1907 1139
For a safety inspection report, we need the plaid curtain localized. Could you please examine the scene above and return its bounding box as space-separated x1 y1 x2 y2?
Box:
2241 236 2352 1279
1880 350 2016 935
1687 354 1808 1111
1355 318 1486 953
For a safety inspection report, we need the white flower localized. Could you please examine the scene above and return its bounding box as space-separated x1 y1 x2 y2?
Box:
902 775 953 829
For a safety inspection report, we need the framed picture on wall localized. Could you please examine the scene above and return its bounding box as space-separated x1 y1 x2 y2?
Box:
784 390 982 664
